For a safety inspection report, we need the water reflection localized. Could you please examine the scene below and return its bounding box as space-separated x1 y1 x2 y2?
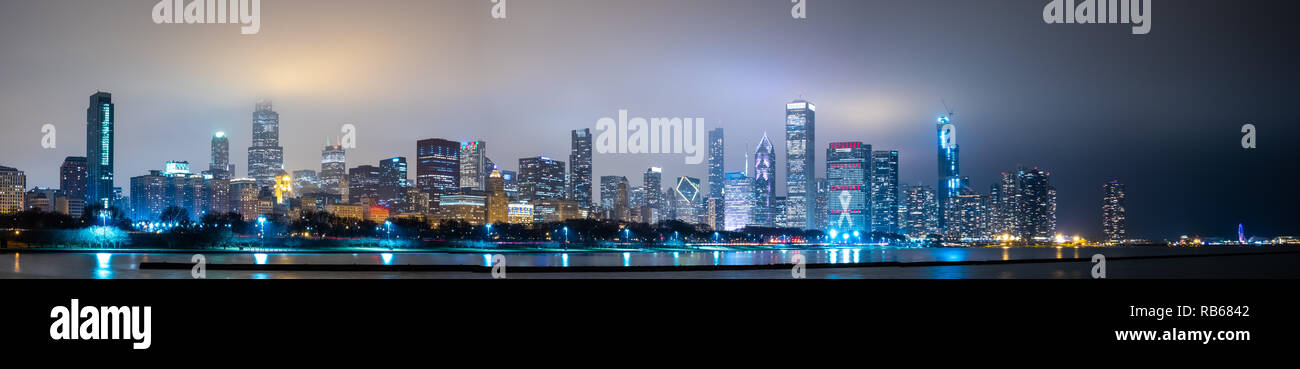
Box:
254 253 268 265
561 253 569 267
94 253 113 279
622 252 631 267
381 253 394 265
12 253 18 273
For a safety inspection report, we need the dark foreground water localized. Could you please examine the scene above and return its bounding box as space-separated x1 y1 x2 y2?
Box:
3 246 1298 279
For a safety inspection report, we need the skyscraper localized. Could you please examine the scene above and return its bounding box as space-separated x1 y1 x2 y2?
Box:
518 156 566 202
58 157 87 218
460 141 487 191
209 131 233 179
643 167 663 215
671 176 702 224
751 134 776 227
723 171 754 231
1015 168 1054 241
348 165 382 204
321 142 347 196
569 129 593 209
59 157 87 205
826 142 869 234
707 128 725 226
129 170 168 221
870 150 900 234
936 115 961 230
1103 180 1127 242
784 100 816 229
0 166 25 214
945 190 990 240
600 175 630 215
247 100 284 188
903 185 939 238
416 138 460 205
812 178 827 231
85 92 115 209
379 157 408 209
989 172 1019 236
500 170 518 201
486 170 508 224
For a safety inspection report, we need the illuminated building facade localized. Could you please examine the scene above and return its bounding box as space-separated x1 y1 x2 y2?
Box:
320 143 347 196
247 99 284 188
416 138 460 205
569 129 593 209
519 156 565 202
1103 180 1127 242
0 166 27 214
870 150 899 234
751 134 776 227
784 100 816 229
826 142 869 234
86 92 115 209
722 171 753 231
460 141 487 191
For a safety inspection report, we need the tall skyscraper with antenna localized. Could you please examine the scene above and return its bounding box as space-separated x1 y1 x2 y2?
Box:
247 99 284 188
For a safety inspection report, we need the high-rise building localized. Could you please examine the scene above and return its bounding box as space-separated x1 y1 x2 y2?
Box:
707 128 725 226
989 172 1019 236
643 167 663 214
812 178 828 231
723 171 754 231
870 150 900 234
416 138 460 205
59 157 87 218
600 175 630 220
86 92 115 209
518 156 566 202
292 170 321 195
209 131 233 179
247 99 284 188
826 142 869 234
348 165 382 204
569 129 593 209
903 185 940 238
320 143 347 196
1015 168 1054 241
0 166 26 214
671 176 702 224
379 157 408 209
499 170 518 201
751 134 777 227
936 115 962 230
229 178 259 221
460 141 487 191
945 190 990 240
486 170 508 224
1103 180 1127 242
128 171 168 221
784 100 816 229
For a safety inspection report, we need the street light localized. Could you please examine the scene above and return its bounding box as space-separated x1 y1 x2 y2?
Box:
257 216 267 239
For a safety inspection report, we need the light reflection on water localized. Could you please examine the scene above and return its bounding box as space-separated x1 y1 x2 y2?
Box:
2 246 1295 279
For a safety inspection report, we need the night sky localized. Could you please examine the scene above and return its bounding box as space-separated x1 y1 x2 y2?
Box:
0 0 1296 239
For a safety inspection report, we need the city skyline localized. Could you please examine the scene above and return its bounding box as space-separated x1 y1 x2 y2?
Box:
0 0 1296 239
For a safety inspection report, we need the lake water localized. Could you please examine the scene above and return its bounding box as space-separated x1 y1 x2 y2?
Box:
3 246 1297 279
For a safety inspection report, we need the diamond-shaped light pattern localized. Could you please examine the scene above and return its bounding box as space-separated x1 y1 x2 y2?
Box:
676 177 699 204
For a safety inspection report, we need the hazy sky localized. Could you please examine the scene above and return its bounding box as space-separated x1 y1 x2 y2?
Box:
1 0 1296 239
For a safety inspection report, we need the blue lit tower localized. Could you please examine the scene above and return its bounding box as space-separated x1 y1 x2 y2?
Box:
85 92 115 209
936 115 961 230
